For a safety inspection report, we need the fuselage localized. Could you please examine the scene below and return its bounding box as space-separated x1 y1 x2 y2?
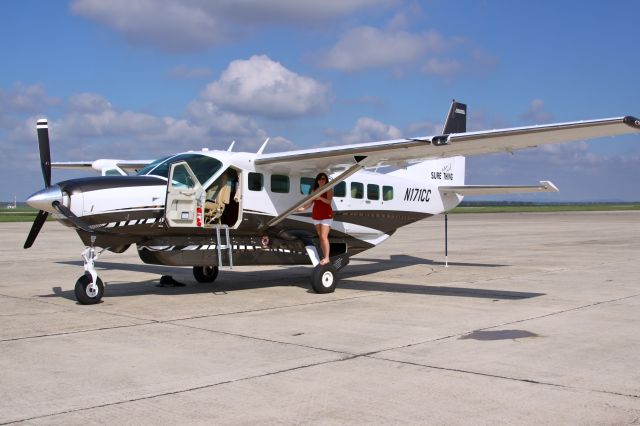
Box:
27 150 465 267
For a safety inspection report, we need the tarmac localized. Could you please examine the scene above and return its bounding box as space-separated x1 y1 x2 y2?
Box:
1 211 639 425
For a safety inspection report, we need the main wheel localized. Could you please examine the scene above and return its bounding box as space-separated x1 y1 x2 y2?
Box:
193 265 219 283
310 263 338 294
74 274 104 305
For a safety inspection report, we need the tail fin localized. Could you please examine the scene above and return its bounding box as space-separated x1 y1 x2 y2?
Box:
442 100 467 134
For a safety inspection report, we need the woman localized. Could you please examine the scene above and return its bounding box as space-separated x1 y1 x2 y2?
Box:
300 172 333 265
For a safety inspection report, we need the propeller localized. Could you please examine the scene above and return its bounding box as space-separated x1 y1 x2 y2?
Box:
23 210 49 249
24 119 53 249
24 119 102 249
37 119 51 187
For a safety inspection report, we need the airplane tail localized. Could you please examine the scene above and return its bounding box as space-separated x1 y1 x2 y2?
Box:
442 100 467 134
389 99 467 185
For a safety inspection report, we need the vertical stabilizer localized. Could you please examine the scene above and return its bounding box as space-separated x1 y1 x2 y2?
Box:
442 100 467 134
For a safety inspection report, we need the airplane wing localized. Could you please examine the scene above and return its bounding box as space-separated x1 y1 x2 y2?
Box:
255 116 640 173
439 181 559 196
53 159 153 174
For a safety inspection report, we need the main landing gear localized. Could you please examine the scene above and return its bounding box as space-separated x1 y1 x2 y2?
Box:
193 265 219 283
74 246 105 305
310 262 338 293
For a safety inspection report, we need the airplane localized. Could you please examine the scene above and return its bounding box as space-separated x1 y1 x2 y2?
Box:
23 100 640 304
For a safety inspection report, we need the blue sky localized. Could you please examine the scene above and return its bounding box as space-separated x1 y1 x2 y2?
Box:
1 0 639 202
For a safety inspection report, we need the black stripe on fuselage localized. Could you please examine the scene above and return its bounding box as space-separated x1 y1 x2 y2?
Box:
59 175 165 194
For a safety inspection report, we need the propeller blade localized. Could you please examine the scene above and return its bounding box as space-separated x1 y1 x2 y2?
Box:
37 119 51 187
51 201 96 234
24 210 49 249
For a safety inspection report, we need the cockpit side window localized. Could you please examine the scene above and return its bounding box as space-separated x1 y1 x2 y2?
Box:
137 155 173 176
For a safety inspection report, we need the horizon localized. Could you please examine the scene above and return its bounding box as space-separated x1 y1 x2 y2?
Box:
1 1 639 202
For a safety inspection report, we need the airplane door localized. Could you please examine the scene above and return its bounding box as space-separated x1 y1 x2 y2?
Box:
165 161 204 228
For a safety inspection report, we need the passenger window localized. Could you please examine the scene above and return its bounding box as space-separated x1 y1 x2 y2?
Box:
383 185 394 201
334 181 346 197
248 172 263 191
271 175 290 193
300 177 315 194
367 184 380 200
351 182 364 199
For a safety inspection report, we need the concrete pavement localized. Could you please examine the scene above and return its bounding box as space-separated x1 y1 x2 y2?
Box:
1 212 639 424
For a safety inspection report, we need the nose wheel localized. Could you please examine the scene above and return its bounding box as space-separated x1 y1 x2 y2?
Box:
75 274 104 304
74 245 105 304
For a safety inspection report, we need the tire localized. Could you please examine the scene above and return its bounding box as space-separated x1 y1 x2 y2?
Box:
74 274 104 305
193 265 219 283
310 263 338 294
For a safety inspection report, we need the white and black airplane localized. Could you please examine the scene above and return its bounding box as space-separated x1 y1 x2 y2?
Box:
24 101 640 304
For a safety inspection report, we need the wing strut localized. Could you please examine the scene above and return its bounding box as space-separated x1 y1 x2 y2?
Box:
262 157 370 230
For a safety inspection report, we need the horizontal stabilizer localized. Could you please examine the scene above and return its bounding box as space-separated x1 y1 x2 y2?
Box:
439 180 558 196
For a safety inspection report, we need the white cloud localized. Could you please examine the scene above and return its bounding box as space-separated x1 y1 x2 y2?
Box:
0 83 60 114
423 58 463 77
216 0 389 23
71 0 388 52
318 27 444 72
68 93 112 113
186 99 263 138
317 23 496 80
201 55 331 119
520 99 554 124
406 120 441 136
71 0 225 52
324 117 402 146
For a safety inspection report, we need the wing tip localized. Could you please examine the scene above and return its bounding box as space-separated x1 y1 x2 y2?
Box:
539 180 559 192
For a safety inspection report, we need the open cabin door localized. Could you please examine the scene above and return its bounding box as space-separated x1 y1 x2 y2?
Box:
165 161 204 228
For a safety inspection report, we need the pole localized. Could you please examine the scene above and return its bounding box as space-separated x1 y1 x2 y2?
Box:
445 213 448 268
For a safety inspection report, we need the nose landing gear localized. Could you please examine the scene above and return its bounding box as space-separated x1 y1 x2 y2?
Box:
74 245 105 305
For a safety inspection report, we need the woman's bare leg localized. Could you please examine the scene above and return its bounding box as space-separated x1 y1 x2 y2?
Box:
316 224 331 265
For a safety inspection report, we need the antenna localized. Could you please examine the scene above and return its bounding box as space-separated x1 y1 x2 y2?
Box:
256 138 270 155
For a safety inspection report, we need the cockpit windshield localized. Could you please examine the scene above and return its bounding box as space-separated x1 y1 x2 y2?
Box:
137 153 222 184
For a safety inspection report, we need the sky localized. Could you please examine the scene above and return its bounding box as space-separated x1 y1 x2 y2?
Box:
1 0 639 202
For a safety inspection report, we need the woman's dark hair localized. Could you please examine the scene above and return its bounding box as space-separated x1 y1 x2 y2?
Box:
313 172 329 191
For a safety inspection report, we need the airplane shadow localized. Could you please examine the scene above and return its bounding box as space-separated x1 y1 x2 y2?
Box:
47 255 542 302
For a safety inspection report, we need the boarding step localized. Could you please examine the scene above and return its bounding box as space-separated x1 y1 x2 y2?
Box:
213 224 233 269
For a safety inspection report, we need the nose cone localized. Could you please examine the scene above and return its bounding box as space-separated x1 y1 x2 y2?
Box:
26 186 63 213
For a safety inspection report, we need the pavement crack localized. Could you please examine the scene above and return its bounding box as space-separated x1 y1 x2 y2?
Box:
162 292 382 322
164 321 353 357
0 292 380 343
0 355 355 425
0 323 156 343
366 355 640 400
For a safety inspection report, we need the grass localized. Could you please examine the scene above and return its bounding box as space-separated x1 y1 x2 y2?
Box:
451 204 640 214
0 207 52 222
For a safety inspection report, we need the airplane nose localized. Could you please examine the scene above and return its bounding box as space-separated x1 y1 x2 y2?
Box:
26 186 63 213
